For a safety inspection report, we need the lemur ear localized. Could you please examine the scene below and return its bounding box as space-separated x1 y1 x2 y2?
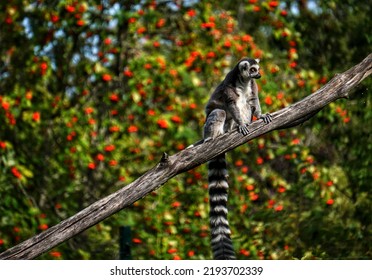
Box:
255 58 260 64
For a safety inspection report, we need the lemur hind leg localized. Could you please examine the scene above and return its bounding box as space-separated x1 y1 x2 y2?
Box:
203 109 226 142
186 109 226 149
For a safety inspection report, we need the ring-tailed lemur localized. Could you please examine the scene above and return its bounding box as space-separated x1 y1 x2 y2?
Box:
204 58 272 259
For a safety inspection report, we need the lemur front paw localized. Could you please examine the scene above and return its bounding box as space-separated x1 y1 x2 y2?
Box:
238 124 249 136
260 113 273 124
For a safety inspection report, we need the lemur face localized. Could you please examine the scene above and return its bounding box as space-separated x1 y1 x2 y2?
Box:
238 58 261 80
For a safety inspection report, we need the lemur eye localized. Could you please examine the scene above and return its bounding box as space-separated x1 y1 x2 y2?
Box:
242 64 248 71
250 68 256 73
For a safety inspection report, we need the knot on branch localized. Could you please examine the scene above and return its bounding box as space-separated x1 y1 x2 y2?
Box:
158 152 170 167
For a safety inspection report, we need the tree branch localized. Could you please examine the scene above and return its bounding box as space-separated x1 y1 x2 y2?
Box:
1 53 371 260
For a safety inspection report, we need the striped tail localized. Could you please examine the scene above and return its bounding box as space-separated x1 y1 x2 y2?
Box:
208 153 236 260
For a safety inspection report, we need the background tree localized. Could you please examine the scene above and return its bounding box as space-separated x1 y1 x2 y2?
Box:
0 0 370 259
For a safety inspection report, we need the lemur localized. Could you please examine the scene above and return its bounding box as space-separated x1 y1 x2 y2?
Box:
204 58 272 259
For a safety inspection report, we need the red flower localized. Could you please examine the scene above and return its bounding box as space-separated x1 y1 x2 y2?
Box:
188 250 195 257
132 238 142 244
76 19 85 26
109 125 120 132
187 9 196 17
127 125 138 133
280 10 288 16
66 5 75 13
171 201 181 208
5 17 13 25
250 193 259 201
11 167 22 179
40 62 48 75
297 80 305 87
123 69 133 78
291 138 300 145
171 115 182 124
277 91 284 99
25 90 33 100
241 34 253 42
239 249 250 256
206 51 216 58
104 38 112 45
102 73 112 82
269 1 279 8
51 14 59 23
167 248 177 254
256 157 264 165
270 66 279 74
88 162 96 170
189 103 197 109
275 205 283 212
268 199 275 208
104 144 115 152
137 27 146 34
32 112 40 122
109 93 119 102
177 143 185 150
84 107 94 114
0 141 6 149
156 18 166 28
253 6 260 12
235 159 244 166
319 76 328 84
38 224 49 231
289 61 297 68
306 156 314 164
201 22 215 29
50 251 62 258
1 101 10 111
128 18 136 24
96 154 104 161
0 239 4 246
157 119 168 129
326 199 334 205
265 96 273 105
326 181 333 187
109 160 117 166
223 39 232 48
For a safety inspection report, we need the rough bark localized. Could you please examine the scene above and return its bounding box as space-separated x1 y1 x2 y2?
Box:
1 53 371 260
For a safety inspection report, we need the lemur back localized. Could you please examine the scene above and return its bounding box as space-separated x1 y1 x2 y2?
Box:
204 58 272 260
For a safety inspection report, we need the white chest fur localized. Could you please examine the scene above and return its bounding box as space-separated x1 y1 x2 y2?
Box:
235 84 252 123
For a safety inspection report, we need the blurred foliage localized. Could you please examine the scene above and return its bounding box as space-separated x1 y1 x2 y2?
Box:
0 0 370 260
